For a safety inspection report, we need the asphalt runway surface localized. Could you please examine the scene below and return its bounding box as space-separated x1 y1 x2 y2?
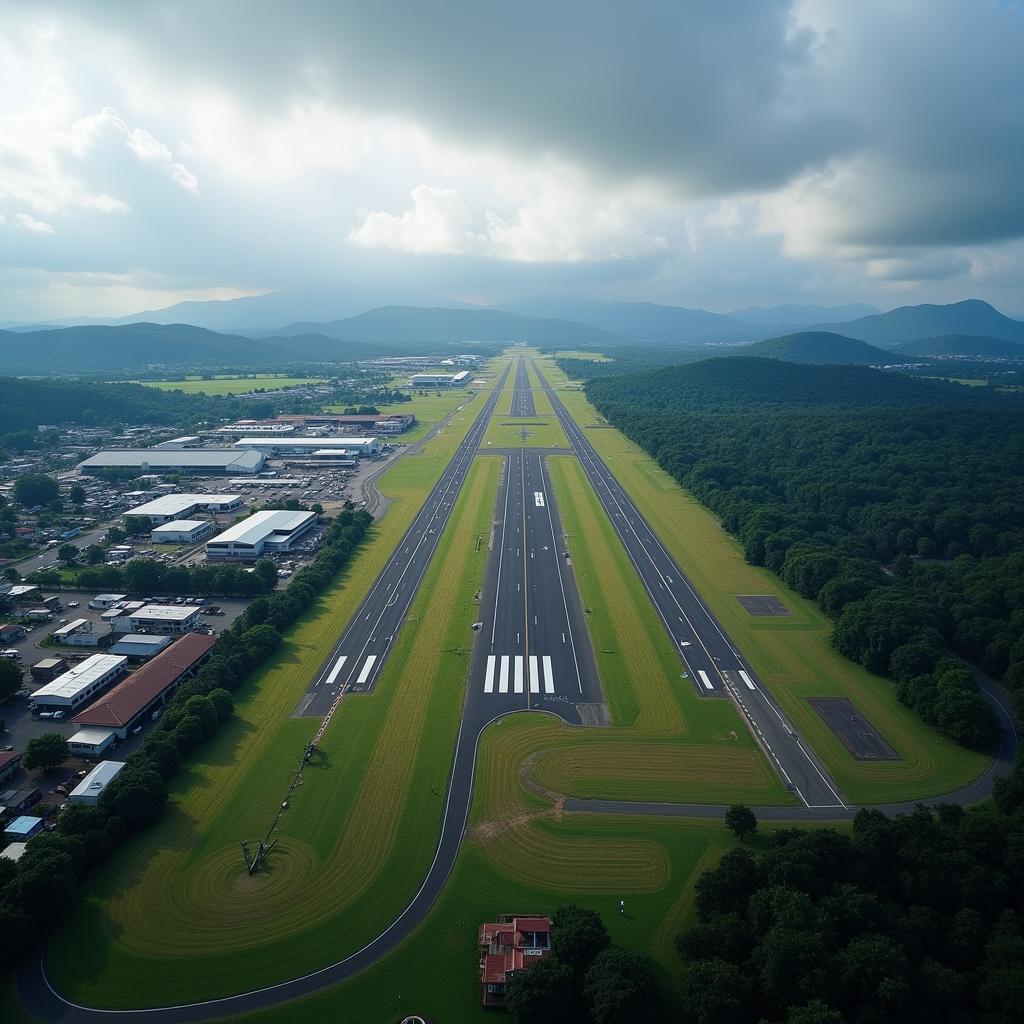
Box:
16 356 1018 1022
292 368 509 721
531 359 847 811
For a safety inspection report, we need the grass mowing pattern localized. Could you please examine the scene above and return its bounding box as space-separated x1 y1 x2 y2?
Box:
538 356 988 804
45 410 497 1007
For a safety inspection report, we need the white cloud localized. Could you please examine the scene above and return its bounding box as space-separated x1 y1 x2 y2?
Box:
16 212 55 234
349 185 484 255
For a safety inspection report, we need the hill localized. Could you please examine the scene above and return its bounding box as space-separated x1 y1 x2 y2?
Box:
0 322 392 375
892 334 1024 358
733 331 909 365
585 357 1009 411
506 299 757 343
807 299 1024 347
257 305 622 346
727 302 880 327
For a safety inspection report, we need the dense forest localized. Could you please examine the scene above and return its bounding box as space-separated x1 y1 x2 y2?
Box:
586 358 1024 747
676 795 1024 1023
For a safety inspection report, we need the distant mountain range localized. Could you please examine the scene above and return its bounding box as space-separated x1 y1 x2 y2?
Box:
734 331 912 366
726 303 880 327
252 305 620 346
802 299 1024 348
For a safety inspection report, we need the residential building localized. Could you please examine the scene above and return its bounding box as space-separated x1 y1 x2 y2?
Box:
478 916 552 1008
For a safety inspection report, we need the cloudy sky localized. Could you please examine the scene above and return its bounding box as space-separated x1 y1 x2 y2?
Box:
1 0 1023 321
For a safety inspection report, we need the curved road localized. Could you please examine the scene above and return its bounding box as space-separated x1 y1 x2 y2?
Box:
16 357 1019 1022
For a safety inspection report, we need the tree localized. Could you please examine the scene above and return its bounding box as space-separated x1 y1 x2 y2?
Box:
505 957 577 1024
0 657 22 701
99 765 166 830
677 957 752 1024
254 557 278 590
583 947 659 1024
725 804 758 842
786 1000 844 1024
13 473 59 507
22 733 70 772
84 543 106 565
550 905 610 981
56 542 79 564
68 484 85 506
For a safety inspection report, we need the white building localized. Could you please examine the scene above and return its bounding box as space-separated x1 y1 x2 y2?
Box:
79 449 265 476
51 618 97 647
68 727 117 758
151 519 215 544
31 655 128 713
69 760 126 805
153 436 200 449
409 370 470 388
233 437 379 456
123 605 202 635
124 494 242 525
206 509 318 561
89 593 127 610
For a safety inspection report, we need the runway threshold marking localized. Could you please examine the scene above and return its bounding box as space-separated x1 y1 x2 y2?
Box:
529 655 540 694
542 655 554 694
484 655 496 694
514 655 525 693
698 670 714 690
356 655 378 685
499 656 510 693
739 670 756 690
322 654 347 688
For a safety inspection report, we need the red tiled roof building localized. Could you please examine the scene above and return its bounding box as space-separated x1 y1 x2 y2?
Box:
478 915 552 1008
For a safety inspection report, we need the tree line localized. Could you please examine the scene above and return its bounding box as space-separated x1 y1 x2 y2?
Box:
586 358 1024 749
0 507 372 965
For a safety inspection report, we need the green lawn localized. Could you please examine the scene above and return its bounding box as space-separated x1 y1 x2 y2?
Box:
45 422 499 1007
552 350 613 362
537 356 989 804
130 375 325 394
481 414 570 449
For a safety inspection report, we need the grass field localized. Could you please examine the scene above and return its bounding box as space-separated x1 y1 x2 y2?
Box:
537 356 989 804
131 375 325 394
481 414 570 449
45 407 498 1006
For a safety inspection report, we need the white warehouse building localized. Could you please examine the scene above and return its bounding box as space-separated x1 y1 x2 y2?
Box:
408 370 469 388
206 509 318 561
79 449 266 476
150 519 216 544
124 494 243 525
31 655 128 713
70 760 126 805
233 437 380 456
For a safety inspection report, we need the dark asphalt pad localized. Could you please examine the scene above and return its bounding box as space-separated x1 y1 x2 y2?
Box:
808 696 901 761
736 594 791 616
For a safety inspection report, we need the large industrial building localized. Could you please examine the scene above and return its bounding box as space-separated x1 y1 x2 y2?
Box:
118 604 203 635
72 633 216 739
409 370 470 388
78 449 265 476
31 655 129 714
233 437 380 456
206 509 318 560
150 519 216 544
273 413 415 433
124 494 243 525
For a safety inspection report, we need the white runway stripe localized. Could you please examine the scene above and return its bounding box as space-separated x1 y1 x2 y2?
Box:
499 655 510 694
698 670 714 690
529 655 540 693
542 655 554 694
356 655 377 685
323 654 347 687
484 655 496 693
514 655 524 693
739 670 756 690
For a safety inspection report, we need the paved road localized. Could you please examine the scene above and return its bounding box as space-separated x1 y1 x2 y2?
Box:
293 367 510 720
532 360 847 810
16 356 1018 1022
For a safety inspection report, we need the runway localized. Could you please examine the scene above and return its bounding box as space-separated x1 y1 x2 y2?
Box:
531 359 848 810
293 364 509 721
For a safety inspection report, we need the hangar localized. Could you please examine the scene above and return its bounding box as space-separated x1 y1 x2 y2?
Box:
79 449 265 476
206 509 317 560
